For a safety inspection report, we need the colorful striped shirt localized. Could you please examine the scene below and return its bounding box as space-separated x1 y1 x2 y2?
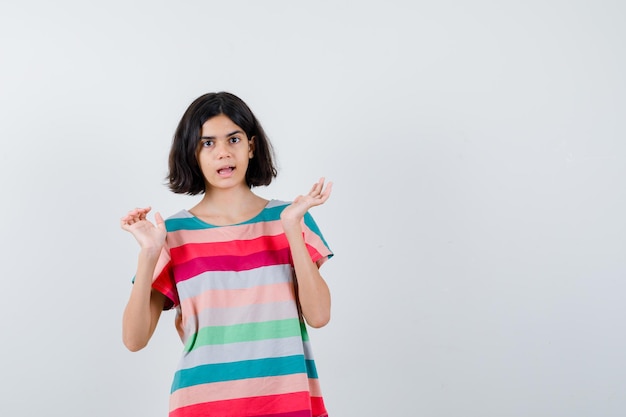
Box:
150 199 333 417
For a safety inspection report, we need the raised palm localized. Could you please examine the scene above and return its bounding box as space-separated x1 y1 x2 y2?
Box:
120 207 167 251
281 178 333 224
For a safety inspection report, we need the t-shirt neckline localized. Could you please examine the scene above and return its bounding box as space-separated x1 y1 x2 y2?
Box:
183 199 276 228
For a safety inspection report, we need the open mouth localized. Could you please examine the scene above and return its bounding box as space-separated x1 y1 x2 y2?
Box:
217 166 235 175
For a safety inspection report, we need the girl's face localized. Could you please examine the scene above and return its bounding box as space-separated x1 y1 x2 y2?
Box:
197 114 255 190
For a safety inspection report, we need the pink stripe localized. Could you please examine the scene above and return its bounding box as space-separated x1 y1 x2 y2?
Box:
303 228 332 263
170 374 310 409
168 221 285 247
170 391 312 417
307 378 323 397
180 281 295 312
154 246 172 276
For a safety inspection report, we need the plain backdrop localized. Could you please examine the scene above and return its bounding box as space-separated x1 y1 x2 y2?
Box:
1 1 625 416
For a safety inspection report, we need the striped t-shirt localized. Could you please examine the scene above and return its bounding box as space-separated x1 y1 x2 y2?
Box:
150 199 333 417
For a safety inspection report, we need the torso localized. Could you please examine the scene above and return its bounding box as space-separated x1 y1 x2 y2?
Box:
158 199 330 417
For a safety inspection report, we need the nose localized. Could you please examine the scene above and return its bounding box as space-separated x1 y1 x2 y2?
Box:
214 141 231 158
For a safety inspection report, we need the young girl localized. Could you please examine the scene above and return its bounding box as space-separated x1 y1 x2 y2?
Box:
120 92 334 417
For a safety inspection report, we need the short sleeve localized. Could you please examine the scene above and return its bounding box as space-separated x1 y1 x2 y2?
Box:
302 211 334 267
151 244 179 310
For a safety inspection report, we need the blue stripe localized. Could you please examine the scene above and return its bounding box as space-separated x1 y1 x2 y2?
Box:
305 359 318 379
303 212 333 257
165 205 286 232
170 354 309 392
166 217 215 231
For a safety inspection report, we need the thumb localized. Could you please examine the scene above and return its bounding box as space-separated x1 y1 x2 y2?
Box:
155 212 166 230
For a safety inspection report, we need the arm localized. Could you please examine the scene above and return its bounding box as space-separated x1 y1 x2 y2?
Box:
120 207 168 351
281 179 333 328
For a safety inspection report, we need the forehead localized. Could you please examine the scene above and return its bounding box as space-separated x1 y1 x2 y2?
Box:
201 114 244 136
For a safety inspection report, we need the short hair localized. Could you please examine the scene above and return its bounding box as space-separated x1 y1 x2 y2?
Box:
167 92 277 195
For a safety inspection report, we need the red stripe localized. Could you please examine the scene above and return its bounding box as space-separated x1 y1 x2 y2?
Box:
152 260 180 307
306 244 324 265
169 391 313 417
171 235 290 265
311 396 327 416
173 248 292 282
254 411 314 417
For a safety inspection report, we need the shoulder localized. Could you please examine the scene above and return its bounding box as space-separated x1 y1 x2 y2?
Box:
165 209 193 221
163 209 200 232
264 200 316 222
266 199 290 209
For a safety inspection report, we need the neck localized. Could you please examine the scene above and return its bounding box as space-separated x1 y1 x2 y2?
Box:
191 184 267 222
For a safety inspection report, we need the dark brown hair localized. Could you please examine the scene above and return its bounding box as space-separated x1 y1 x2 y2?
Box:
167 92 277 195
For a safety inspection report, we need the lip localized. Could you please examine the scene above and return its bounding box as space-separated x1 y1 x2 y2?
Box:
216 165 235 177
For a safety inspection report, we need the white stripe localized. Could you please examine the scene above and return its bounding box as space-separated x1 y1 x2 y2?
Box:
177 264 293 302
183 300 299 330
177 336 306 369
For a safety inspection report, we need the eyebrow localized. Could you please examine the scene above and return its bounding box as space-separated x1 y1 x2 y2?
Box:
200 130 244 140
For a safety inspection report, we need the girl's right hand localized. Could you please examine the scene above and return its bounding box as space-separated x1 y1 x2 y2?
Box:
120 207 167 251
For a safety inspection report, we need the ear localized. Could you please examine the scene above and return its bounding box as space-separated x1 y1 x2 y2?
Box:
248 136 256 159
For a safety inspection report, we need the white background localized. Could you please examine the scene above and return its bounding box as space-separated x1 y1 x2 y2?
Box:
1 1 625 416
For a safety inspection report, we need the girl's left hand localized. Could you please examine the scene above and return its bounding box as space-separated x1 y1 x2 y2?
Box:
281 177 332 224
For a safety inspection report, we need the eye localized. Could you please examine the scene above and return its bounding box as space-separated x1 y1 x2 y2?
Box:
229 136 241 144
201 139 214 147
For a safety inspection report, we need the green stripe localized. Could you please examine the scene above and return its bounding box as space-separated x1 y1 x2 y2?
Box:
299 320 310 342
185 318 302 352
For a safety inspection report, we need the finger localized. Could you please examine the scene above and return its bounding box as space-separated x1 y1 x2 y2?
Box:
310 178 324 196
120 217 136 229
131 206 151 215
121 213 137 223
317 177 327 194
120 215 135 225
316 178 330 199
123 206 150 222
155 212 166 230
321 181 333 199
309 181 332 205
137 207 151 218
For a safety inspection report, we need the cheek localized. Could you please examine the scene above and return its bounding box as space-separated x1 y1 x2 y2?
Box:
196 153 212 175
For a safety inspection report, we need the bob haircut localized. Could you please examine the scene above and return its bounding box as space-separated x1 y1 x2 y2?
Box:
168 92 277 195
